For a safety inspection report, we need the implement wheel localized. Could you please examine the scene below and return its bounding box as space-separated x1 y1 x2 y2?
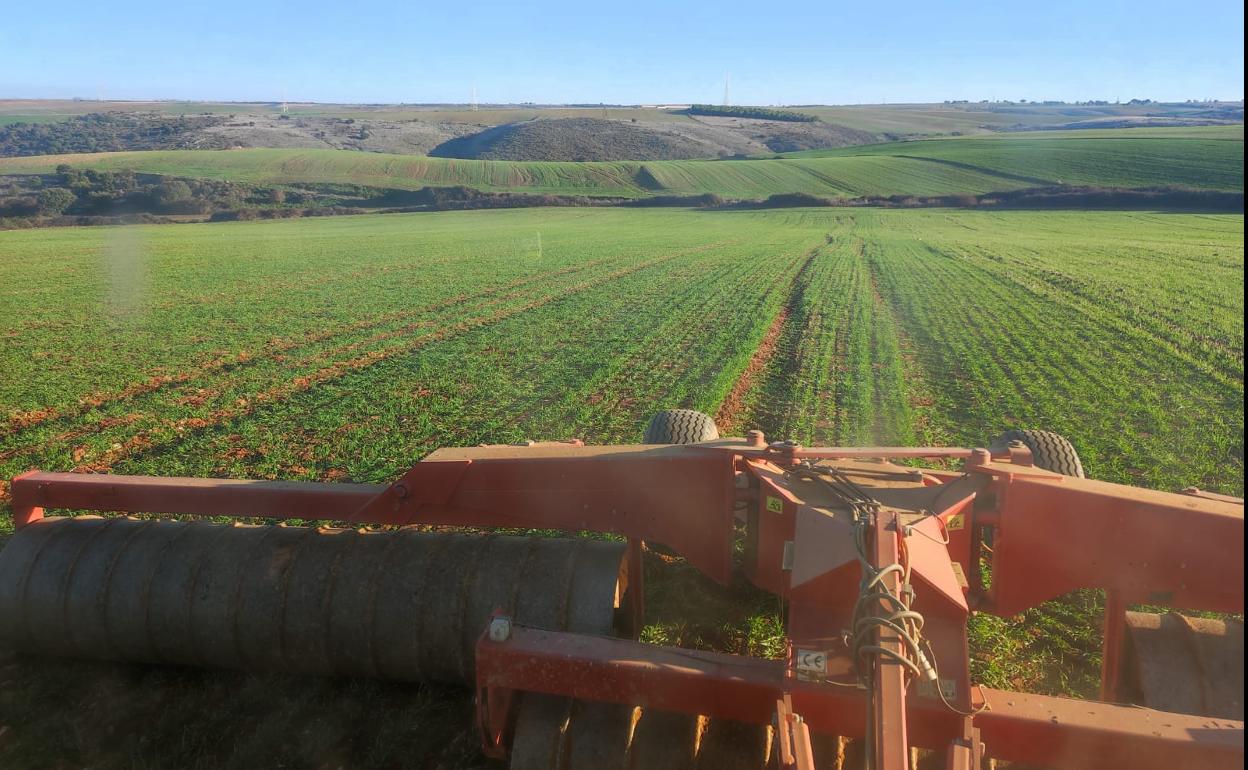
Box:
992 428 1085 477
644 409 719 444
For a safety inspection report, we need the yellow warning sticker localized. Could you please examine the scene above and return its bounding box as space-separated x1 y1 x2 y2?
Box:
949 562 969 589
946 513 965 531
766 496 784 513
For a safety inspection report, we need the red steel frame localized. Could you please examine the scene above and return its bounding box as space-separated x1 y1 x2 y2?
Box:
8 437 1245 770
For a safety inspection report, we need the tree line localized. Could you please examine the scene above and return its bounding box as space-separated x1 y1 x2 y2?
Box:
685 105 819 122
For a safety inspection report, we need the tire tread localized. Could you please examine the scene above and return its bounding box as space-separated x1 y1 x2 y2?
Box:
995 429 1085 477
644 410 719 444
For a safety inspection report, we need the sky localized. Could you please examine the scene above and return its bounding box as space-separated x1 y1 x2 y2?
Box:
1 0 1243 105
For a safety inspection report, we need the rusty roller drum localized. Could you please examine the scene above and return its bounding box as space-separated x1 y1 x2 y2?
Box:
0 516 625 685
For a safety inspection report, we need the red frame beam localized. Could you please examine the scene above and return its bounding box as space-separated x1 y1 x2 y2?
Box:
869 511 910 770
9 469 383 527
977 466 1245 616
11 443 739 582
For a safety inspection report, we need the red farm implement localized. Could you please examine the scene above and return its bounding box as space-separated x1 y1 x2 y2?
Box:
1 411 1242 770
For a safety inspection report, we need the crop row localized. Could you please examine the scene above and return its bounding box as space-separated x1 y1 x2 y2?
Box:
737 219 925 447
721 208 1243 697
0 209 834 501
855 210 1243 495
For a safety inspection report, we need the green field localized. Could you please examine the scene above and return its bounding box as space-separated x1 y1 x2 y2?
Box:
2 206 1241 521
2 127 1240 200
2 205 1238 499
0 206 1243 767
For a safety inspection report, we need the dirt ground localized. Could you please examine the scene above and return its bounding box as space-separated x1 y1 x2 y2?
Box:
200 115 481 155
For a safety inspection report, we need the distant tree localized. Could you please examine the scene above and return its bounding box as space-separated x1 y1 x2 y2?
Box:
37 187 76 215
154 180 193 207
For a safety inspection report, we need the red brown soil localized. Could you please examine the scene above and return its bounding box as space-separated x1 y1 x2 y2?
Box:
714 307 790 434
713 244 822 434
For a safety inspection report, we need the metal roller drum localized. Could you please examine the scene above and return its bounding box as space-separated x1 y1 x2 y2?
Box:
0 517 625 684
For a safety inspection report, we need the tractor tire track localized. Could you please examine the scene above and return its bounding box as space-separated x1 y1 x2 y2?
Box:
733 238 834 441
713 244 823 434
859 238 937 446
574 248 795 434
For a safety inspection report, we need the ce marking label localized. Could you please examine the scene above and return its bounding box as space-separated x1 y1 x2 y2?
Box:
795 649 828 675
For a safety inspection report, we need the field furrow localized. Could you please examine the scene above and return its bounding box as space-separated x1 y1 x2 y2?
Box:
23 251 698 477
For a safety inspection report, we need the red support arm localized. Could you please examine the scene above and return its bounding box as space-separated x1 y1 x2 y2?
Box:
977 466 1244 616
9 470 383 525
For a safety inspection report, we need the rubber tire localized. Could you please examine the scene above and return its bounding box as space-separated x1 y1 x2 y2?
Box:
643 409 719 444
993 429 1085 477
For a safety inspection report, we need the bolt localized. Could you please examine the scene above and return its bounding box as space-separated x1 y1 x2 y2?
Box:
747 430 766 448
393 484 409 499
488 616 512 643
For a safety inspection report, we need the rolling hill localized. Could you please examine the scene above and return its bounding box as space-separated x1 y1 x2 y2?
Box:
0 127 1240 201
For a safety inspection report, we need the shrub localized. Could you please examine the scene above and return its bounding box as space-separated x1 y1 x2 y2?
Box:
37 187 76 215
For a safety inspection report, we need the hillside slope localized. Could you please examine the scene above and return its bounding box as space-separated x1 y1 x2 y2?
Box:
1 128 1240 200
784 127 1245 191
430 118 718 161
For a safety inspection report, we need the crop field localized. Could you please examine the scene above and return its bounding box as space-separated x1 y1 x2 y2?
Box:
783 126 1246 190
794 105 1245 135
0 206 1243 767
1 127 1240 200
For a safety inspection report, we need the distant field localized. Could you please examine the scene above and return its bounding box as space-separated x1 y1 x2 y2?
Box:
0 206 1241 767
0 115 68 127
1 127 1240 199
4 100 1239 136
795 103 1244 135
298 106 694 124
0 100 693 126
0 100 268 120
784 126 1245 190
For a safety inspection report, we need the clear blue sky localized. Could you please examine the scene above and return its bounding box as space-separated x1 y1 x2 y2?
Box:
2 0 1243 105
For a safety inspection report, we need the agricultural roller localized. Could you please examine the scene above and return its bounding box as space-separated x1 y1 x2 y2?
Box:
0 410 1242 769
